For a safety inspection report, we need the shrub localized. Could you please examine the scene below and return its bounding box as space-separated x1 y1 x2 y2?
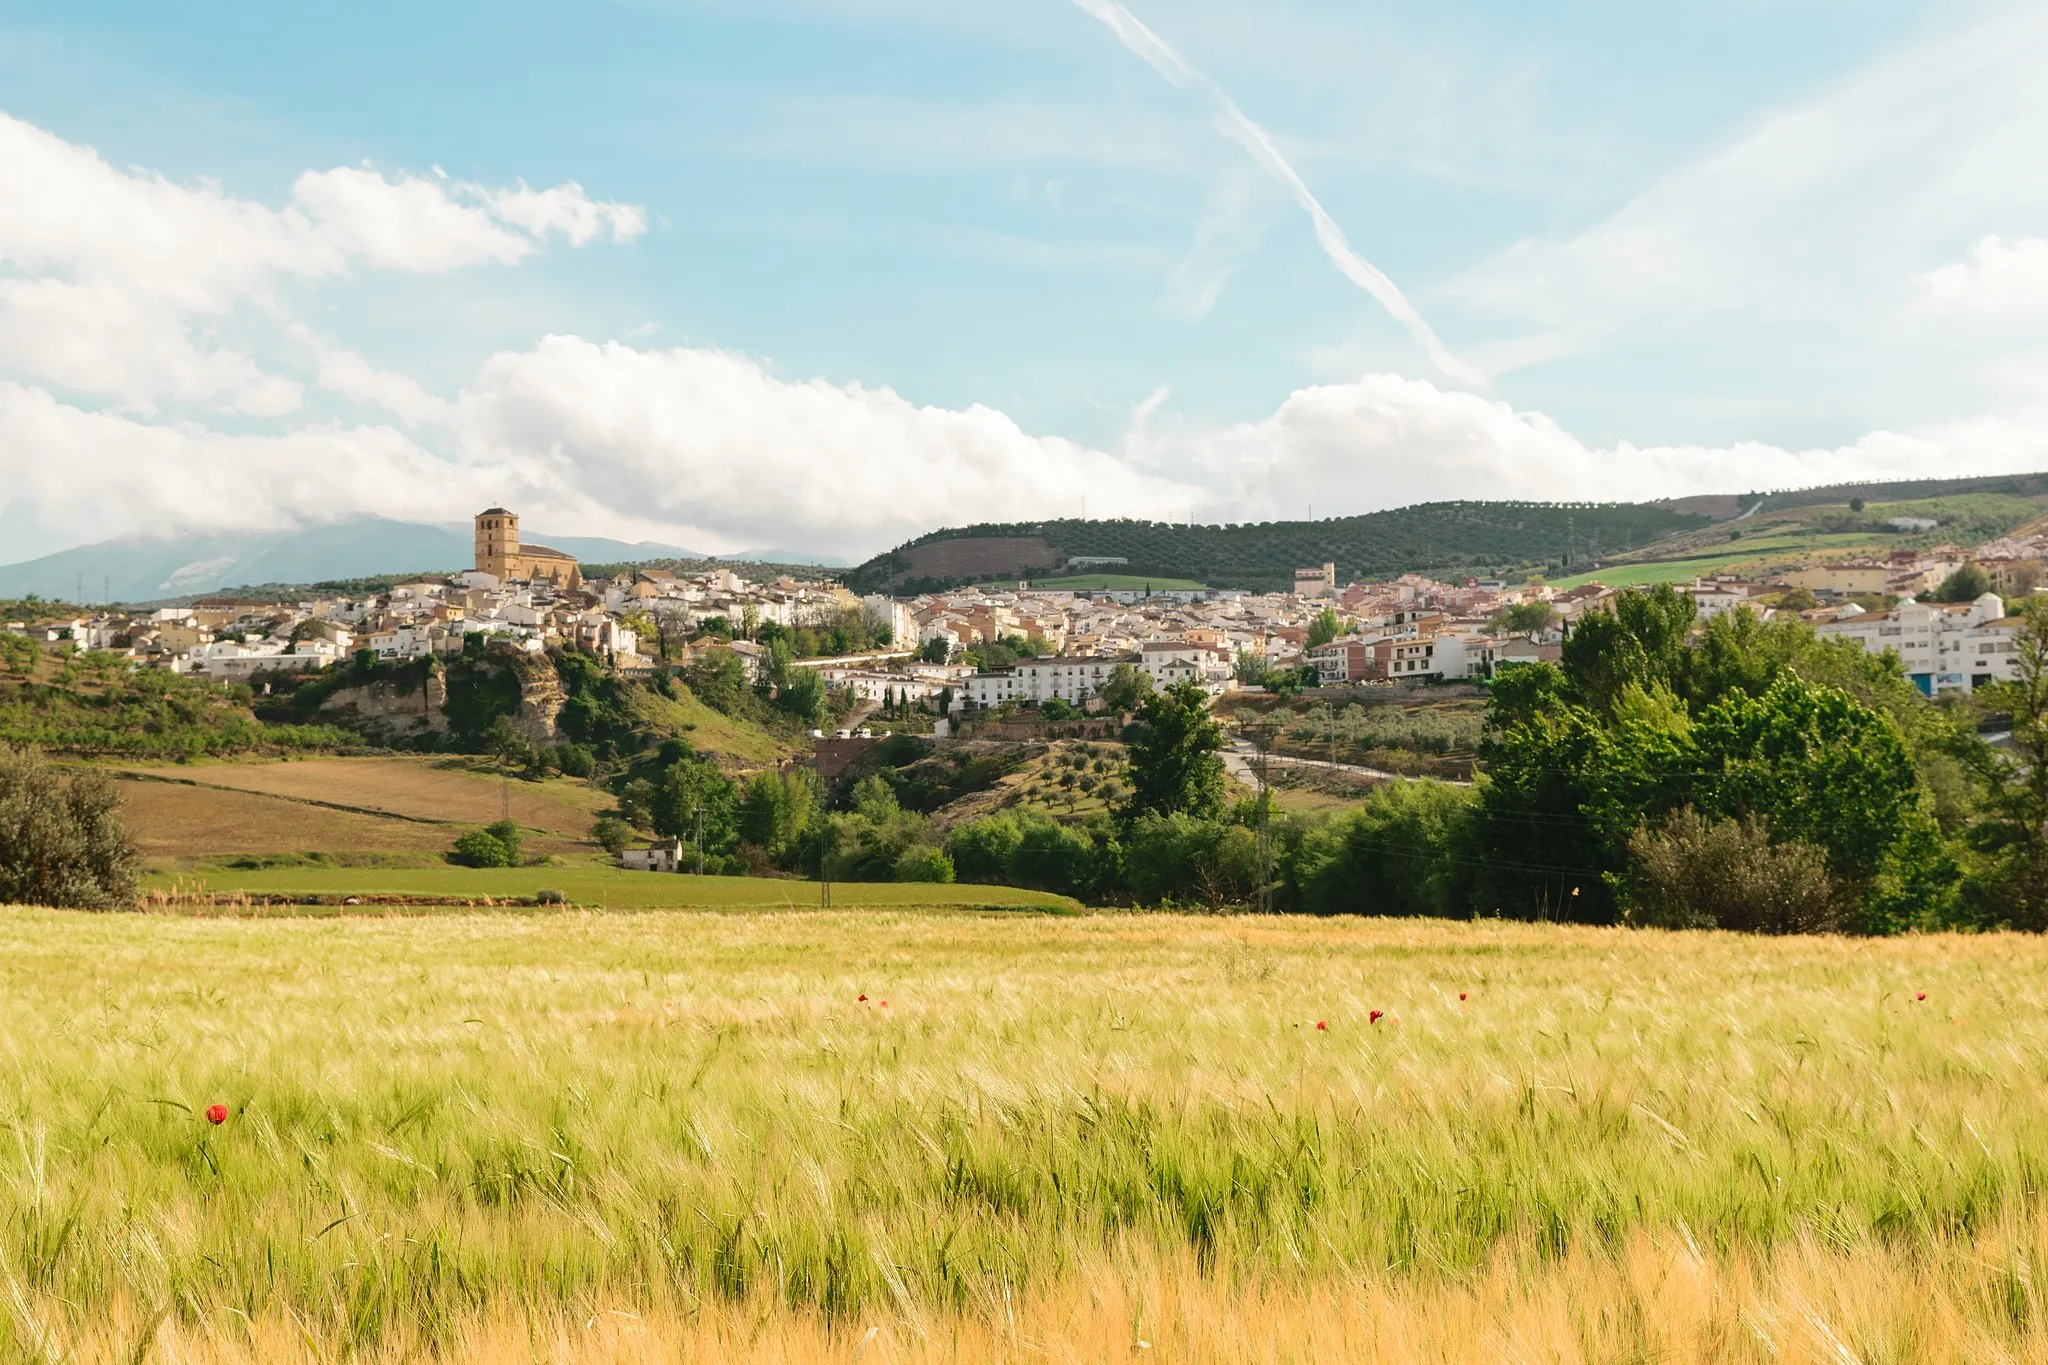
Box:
1622 808 1845 934
535 888 567 905
451 820 525 869
0 746 138 909
893 846 956 883
591 815 632 856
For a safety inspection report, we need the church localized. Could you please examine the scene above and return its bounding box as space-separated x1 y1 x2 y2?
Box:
473 508 582 591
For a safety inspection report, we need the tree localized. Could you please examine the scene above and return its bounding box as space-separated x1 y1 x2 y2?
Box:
1487 602 1558 637
0 747 138 909
1123 680 1226 821
452 819 524 868
1849 497 1866 513
738 768 821 863
1097 662 1154 715
685 649 749 713
1560 584 1697 715
1306 608 1343 650
1963 597 2048 928
1621 808 1843 934
591 815 632 857
1933 563 1991 603
650 756 738 851
1286 780 1477 917
920 637 951 665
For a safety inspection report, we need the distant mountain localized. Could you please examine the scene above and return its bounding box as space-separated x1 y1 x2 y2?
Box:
0 519 708 604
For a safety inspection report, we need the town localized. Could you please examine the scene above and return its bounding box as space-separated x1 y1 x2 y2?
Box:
8 506 2038 712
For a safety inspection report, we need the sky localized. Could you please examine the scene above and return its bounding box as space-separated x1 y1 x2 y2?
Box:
2 0 2046 563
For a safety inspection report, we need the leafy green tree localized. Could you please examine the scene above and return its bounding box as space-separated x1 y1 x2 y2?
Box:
920 637 951 664
1123 811 1261 909
685 649 749 713
738 768 821 864
1097 662 1154 715
1933 563 1991 603
649 757 738 851
893 846 955 883
451 819 523 868
591 815 632 857
777 667 829 727
0 746 138 909
1306 608 1342 650
1962 597 2048 928
1486 601 1559 637
1559 584 1696 714
1122 680 1226 821
1285 779 1477 917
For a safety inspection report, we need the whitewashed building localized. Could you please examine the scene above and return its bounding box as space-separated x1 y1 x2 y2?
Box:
1815 593 2021 695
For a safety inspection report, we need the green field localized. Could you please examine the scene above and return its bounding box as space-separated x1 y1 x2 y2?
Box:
1029 573 1208 591
144 863 1077 911
7 907 2048 1362
1546 531 1887 591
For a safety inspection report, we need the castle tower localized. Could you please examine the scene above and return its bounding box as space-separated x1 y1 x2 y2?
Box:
475 507 517 579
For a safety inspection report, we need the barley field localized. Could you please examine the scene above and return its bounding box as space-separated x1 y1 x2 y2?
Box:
5 907 2048 1363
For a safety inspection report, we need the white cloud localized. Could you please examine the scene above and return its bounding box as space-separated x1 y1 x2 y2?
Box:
482 181 648 246
1449 6 2048 367
456 336 1203 556
0 113 645 414
1183 373 2048 520
1923 237 2048 314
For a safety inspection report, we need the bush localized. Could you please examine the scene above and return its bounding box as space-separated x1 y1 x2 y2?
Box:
893 846 956 883
1123 812 1260 910
535 888 568 905
591 815 632 856
1622 808 1845 934
451 819 525 869
0 746 138 909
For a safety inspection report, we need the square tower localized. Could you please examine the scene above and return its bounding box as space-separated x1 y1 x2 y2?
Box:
475 507 518 578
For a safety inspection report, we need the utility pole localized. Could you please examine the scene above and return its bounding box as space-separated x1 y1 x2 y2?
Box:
820 824 834 909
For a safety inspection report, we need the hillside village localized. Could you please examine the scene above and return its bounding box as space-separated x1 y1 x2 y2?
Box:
9 506 2048 722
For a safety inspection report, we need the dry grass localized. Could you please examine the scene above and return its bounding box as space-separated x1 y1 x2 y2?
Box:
6 909 2048 1361
111 775 461 858
45 1224 2048 1363
117 755 605 835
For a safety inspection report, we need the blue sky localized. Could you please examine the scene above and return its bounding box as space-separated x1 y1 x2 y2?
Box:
2 0 2045 561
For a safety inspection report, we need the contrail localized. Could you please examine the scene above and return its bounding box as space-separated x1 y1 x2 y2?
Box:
1069 0 1487 390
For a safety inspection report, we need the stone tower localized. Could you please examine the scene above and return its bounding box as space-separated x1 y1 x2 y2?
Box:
475 507 517 579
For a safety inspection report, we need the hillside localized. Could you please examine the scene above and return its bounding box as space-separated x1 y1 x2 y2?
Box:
847 502 1711 593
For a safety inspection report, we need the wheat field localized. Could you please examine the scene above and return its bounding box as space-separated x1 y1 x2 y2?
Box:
5 906 2047 1362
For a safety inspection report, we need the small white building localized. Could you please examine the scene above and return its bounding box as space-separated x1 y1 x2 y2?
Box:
621 838 687 873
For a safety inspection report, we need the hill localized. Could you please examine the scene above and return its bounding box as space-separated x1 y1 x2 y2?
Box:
847 502 1711 593
0 519 713 603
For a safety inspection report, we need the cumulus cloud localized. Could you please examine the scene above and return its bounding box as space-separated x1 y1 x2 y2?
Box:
482 181 648 246
1923 237 2048 313
456 337 1204 554
0 113 645 414
1183 373 2048 519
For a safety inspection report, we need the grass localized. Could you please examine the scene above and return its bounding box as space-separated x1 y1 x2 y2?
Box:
1028 574 1208 591
5 909 2048 1361
116 755 607 836
628 685 796 765
139 863 1077 910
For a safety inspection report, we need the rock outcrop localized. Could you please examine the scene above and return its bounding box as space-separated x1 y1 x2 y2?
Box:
317 671 449 739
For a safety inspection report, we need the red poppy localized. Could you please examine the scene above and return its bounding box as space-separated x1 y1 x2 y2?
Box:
205 1104 228 1125
1458 993 1468 1001
880 1000 889 1007
1315 1020 1327 1031
1369 1009 1383 1024
1916 992 1926 1001
858 994 867 1002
